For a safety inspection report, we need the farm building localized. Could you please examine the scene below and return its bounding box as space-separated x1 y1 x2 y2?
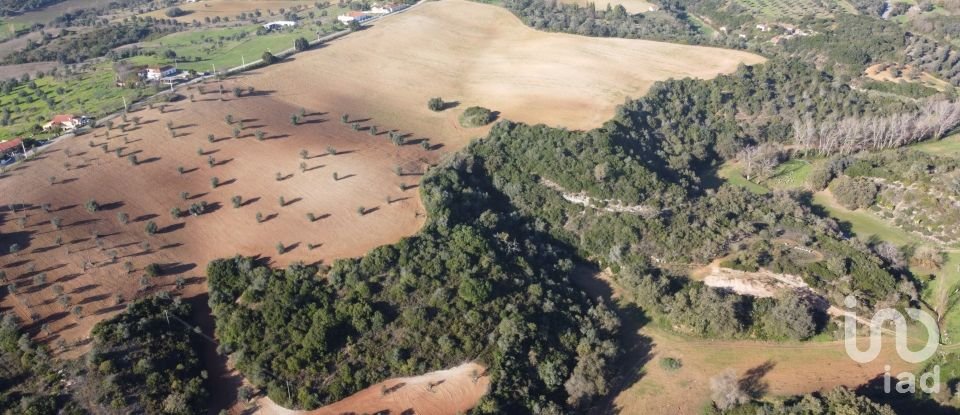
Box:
338 11 373 23
0 138 23 156
42 115 87 132
263 21 297 30
369 3 410 14
143 66 177 81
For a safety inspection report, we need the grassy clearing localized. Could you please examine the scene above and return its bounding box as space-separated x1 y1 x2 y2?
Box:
765 159 812 190
129 11 345 73
912 134 960 157
812 191 920 246
716 163 770 194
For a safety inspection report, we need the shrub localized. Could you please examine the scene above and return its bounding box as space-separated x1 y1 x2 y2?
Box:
830 175 878 210
427 97 444 111
659 357 682 371
262 51 278 65
165 7 185 17
145 221 158 235
294 37 310 52
144 263 162 277
458 106 495 128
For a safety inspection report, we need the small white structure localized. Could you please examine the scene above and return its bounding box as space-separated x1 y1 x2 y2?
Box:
337 11 372 23
369 3 409 14
262 20 296 30
144 66 177 81
756 24 770 32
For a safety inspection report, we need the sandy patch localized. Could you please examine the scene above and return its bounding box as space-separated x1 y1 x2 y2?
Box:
864 63 950 91
697 262 810 298
255 363 489 415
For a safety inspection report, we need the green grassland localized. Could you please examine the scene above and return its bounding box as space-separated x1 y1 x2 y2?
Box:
716 163 770 194
129 24 319 72
128 7 349 73
913 133 960 157
0 62 149 139
0 5 358 140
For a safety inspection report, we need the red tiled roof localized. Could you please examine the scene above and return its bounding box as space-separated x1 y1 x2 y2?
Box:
50 114 75 124
348 11 365 17
0 138 23 153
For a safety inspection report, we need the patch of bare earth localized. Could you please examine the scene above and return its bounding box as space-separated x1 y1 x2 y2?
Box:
255 363 489 415
864 63 950 91
694 260 810 298
0 62 58 80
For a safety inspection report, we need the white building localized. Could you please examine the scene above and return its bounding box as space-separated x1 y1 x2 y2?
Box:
262 21 296 30
144 66 177 81
337 11 372 23
368 3 409 14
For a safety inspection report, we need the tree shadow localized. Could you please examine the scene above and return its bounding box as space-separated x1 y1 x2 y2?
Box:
739 360 775 399
281 242 300 254
79 293 110 305
160 222 186 234
281 197 302 207
99 201 125 211
241 197 260 207
135 213 159 222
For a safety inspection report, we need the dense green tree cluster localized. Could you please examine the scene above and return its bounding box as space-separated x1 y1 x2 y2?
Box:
4 21 181 65
85 295 207 414
0 313 82 415
504 0 702 43
716 387 896 415
207 155 621 412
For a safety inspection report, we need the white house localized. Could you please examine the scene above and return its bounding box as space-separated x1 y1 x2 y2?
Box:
337 11 372 23
42 114 88 132
368 3 409 14
262 20 296 30
144 66 177 81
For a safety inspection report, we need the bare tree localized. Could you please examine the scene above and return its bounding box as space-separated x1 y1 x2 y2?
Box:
710 369 749 410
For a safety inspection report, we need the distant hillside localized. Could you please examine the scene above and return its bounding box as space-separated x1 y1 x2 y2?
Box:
0 0 66 16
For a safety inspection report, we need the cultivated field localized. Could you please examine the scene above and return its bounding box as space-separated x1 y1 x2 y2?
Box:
733 0 855 18
250 0 764 139
0 87 435 358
